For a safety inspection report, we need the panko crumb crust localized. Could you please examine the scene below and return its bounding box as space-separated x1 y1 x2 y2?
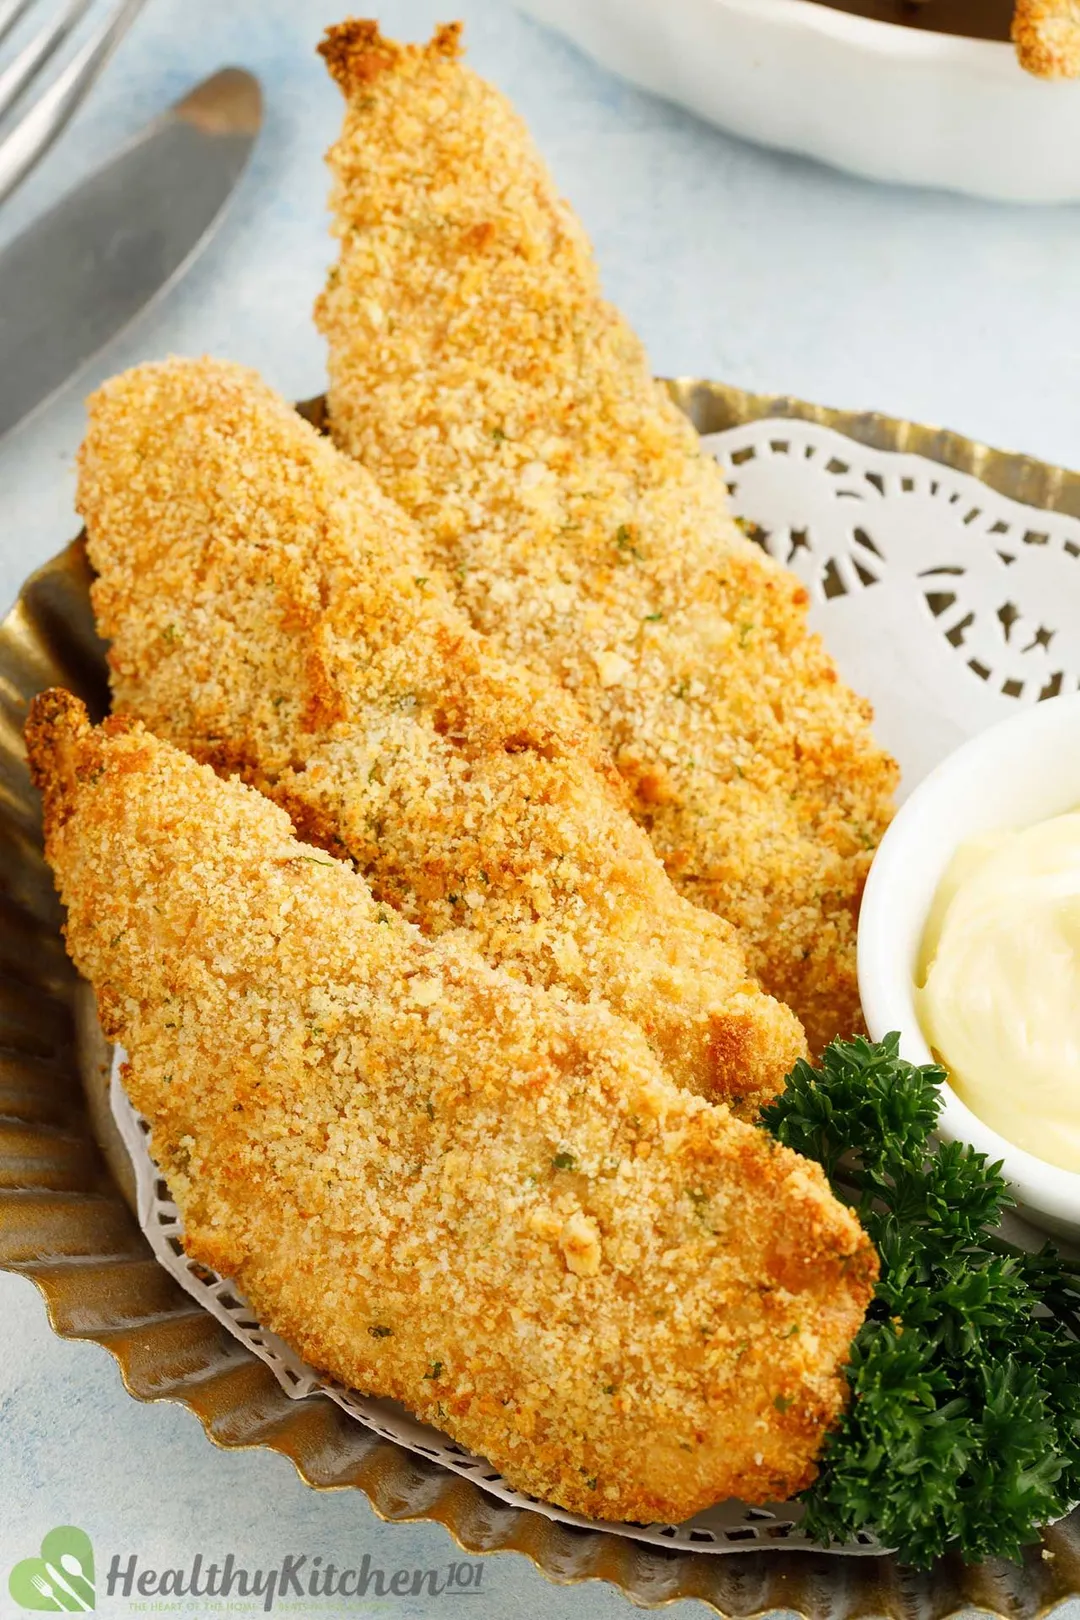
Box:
1013 0 1080 77
315 21 900 1054
78 357 805 1116
26 690 877 1524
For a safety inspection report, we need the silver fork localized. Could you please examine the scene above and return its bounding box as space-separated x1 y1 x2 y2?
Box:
0 0 148 207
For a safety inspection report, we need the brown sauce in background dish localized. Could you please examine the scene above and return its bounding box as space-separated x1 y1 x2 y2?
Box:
813 0 1013 40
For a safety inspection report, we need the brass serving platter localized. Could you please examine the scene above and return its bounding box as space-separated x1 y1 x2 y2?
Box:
4 383 1080 1618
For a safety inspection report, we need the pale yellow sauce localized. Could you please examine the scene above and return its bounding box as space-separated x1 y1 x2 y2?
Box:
917 813 1080 1172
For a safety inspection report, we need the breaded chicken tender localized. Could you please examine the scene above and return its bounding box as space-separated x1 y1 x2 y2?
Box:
1013 0 1080 77
315 21 899 1053
27 690 875 1522
77 357 805 1115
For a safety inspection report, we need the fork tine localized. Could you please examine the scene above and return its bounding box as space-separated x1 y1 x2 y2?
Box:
0 0 93 125
0 0 148 205
0 0 35 50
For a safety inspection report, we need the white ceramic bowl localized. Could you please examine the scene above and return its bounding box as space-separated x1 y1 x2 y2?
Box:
521 0 1080 202
859 693 1080 1238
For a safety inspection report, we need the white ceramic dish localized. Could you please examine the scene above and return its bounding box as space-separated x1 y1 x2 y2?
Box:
859 693 1080 1239
520 0 1080 202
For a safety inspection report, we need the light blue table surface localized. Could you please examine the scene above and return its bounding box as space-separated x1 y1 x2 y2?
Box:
2 1 1079 1615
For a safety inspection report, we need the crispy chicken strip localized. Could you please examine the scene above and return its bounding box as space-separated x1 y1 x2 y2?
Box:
27 691 875 1522
1013 0 1080 77
315 21 899 1053
77 357 805 1115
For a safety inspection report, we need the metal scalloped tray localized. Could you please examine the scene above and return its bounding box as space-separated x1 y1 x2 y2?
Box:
3 382 1080 1618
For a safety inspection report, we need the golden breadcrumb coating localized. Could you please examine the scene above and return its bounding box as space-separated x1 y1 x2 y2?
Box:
27 690 876 1522
78 357 806 1115
1013 0 1080 76
315 20 899 1054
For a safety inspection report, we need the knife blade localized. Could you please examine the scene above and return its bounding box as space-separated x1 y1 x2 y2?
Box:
0 65 262 440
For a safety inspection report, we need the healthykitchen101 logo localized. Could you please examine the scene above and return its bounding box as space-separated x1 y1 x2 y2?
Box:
8 1527 95 1611
8 1526 487 1613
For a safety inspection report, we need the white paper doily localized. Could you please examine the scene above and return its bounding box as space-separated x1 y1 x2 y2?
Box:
703 419 1080 797
108 418 1080 1556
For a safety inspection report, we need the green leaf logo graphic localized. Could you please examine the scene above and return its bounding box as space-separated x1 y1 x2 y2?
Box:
9 1527 95 1612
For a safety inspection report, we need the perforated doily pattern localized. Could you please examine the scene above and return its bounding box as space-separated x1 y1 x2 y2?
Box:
703 420 1080 796
105 416 1080 1558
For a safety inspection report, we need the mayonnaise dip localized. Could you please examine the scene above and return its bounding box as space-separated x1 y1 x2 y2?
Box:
917 812 1080 1173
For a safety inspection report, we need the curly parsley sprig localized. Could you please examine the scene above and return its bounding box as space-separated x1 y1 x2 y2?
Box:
762 1034 1080 1568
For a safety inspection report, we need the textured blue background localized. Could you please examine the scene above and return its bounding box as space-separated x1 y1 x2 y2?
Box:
2 1 1079 1613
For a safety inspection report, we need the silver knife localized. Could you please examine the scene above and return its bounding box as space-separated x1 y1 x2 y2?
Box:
0 65 262 440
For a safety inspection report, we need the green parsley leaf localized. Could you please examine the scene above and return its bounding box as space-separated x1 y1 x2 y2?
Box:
763 1034 1080 1567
